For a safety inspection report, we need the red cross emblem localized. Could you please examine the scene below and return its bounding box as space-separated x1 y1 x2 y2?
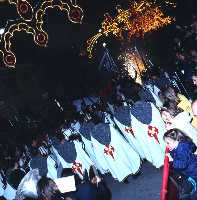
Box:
148 125 159 144
72 161 83 176
125 127 135 137
104 144 115 159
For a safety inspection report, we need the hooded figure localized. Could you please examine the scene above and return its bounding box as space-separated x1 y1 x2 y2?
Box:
0 170 16 200
90 121 141 182
113 105 145 159
79 121 106 174
130 101 166 168
139 85 163 108
52 132 93 179
29 148 58 180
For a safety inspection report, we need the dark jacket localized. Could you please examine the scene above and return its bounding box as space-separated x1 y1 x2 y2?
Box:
76 180 111 200
76 182 97 200
170 141 197 180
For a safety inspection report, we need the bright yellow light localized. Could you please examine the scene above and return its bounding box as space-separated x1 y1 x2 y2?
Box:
86 0 175 58
118 48 146 84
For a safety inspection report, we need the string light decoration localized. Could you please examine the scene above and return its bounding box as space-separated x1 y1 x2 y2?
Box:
118 47 146 84
87 0 175 58
0 0 84 68
9 0 34 21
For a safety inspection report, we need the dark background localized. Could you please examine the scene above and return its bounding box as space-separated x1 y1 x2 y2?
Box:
0 0 196 137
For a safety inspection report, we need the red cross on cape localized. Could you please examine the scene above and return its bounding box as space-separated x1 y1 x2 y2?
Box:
125 127 135 137
104 144 115 159
147 125 160 144
72 161 83 176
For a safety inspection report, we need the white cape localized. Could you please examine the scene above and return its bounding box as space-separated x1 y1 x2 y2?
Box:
130 103 166 168
172 111 197 146
52 140 93 179
91 124 141 182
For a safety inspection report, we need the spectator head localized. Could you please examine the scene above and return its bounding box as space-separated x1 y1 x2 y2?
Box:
30 147 40 157
163 129 190 151
160 103 182 124
192 99 197 118
191 71 197 86
163 87 178 102
55 131 65 142
160 108 174 124
37 177 58 200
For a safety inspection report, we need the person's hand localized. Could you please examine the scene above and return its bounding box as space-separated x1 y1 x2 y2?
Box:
91 176 101 185
95 176 101 183
166 153 173 161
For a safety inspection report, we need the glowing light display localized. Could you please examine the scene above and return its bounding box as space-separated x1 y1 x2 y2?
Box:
87 0 175 58
0 0 84 67
118 47 146 84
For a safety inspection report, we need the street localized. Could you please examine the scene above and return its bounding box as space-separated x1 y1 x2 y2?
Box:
105 161 163 200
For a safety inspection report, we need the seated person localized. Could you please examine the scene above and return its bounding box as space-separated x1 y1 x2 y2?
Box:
161 103 197 146
163 86 197 129
163 129 197 199
37 177 62 200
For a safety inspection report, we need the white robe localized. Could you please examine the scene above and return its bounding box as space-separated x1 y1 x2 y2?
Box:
145 84 163 108
29 155 57 180
0 173 16 200
114 117 146 159
52 140 93 179
79 134 107 174
3 184 16 200
171 111 197 146
0 173 4 196
91 124 141 182
130 102 166 168
15 169 40 200
46 156 58 180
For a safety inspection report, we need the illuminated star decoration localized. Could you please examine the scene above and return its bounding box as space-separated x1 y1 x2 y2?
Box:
0 0 84 68
87 0 175 58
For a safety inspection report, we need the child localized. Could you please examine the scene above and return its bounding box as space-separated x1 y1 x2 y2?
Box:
163 129 197 199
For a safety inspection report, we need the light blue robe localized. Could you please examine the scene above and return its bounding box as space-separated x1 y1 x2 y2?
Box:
130 101 166 168
52 140 93 179
91 123 141 182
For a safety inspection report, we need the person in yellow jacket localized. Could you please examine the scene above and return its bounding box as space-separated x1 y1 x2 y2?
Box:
163 87 197 129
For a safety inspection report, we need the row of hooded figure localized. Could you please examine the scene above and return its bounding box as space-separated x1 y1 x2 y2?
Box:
0 80 168 200
28 97 166 185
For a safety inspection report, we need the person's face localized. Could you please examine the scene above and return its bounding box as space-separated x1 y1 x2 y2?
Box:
43 181 58 200
192 75 197 86
161 111 173 123
164 137 178 151
166 88 177 101
192 103 197 118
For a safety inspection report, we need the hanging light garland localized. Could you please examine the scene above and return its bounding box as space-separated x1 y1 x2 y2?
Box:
87 0 175 58
0 0 84 68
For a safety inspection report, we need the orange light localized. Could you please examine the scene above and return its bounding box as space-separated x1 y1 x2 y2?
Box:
86 0 175 58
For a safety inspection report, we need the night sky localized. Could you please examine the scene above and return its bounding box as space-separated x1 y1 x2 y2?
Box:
0 0 196 100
